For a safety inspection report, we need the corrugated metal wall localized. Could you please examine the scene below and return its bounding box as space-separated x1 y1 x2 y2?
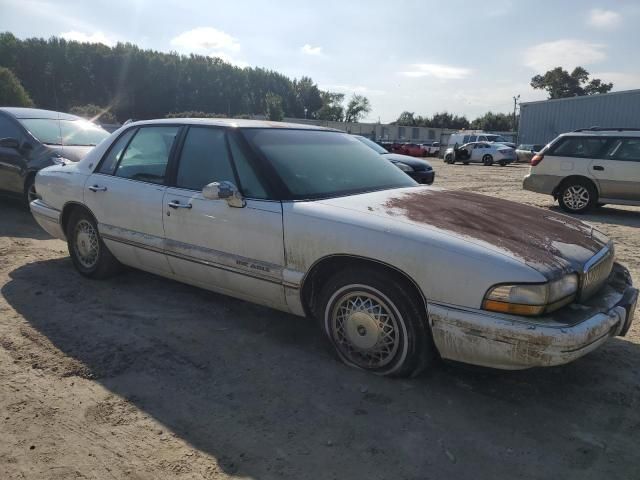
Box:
518 89 640 145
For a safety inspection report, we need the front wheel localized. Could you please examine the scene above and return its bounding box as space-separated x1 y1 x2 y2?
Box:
444 154 454 164
67 209 121 278
23 175 37 207
317 267 435 377
557 179 597 214
482 154 493 166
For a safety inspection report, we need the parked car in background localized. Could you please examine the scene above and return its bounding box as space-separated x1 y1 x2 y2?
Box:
523 128 640 213
355 135 434 184
30 119 637 376
0 107 109 205
447 131 516 149
444 142 516 166
516 144 544 163
421 141 440 157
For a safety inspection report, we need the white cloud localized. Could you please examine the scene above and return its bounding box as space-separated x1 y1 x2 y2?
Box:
301 44 323 56
322 84 385 96
400 63 472 80
523 39 606 71
60 31 115 46
587 8 622 29
171 27 247 67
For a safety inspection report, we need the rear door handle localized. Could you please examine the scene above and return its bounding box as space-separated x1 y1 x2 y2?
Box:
167 200 192 209
88 185 107 192
593 165 604 171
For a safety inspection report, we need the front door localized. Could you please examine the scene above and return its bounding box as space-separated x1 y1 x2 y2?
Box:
83 125 181 275
0 113 27 194
161 126 287 310
590 137 640 201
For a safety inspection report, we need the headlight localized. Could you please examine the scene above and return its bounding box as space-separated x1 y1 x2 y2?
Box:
394 162 413 172
483 273 578 316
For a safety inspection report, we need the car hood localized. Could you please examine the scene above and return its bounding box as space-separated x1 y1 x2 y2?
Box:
382 153 432 169
44 144 94 162
318 186 609 279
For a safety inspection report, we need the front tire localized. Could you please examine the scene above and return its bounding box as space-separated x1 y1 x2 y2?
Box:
557 179 597 214
444 154 454 164
66 209 121 279
317 267 435 377
482 154 493 166
23 174 37 207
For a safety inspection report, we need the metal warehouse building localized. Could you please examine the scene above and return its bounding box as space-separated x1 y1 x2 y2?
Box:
518 89 640 145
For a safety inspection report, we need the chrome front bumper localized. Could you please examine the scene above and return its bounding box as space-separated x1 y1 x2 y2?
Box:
30 199 65 240
429 264 637 370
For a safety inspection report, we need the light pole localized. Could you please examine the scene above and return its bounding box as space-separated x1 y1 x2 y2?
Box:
513 94 520 132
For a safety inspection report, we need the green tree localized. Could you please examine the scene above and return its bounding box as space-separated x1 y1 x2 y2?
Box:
424 112 469 129
293 76 323 118
530 67 613 99
344 94 371 123
470 111 513 131
69 104 117 123
317 91 344 121
264 92 284 121
0 66 34 107
395 111 416 126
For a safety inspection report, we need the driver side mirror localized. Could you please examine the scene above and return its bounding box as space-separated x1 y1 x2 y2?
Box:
202 181 245 208
0 137 19 149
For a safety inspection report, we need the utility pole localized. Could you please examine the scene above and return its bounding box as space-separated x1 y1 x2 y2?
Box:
513 94 520 133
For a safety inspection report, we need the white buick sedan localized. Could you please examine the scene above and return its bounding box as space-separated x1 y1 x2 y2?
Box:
31 119 637 377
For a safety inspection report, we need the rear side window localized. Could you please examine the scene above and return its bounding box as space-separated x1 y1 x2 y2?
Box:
604 138 640 162
176 127 236 191
115 126 179 184
98 129 136 174
0 114 23 140
548 136 609 158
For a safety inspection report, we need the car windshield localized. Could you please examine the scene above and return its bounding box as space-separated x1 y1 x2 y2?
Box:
485 134 508 142
354 135 388 154
19 118 109 146
241 128 416 200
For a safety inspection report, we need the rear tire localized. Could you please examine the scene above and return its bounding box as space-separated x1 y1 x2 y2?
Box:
316 267 435 377
66 209 121 279
557 179 597 214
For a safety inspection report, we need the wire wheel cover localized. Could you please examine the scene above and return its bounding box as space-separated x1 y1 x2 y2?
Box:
330 290 401 369
74 219 100 268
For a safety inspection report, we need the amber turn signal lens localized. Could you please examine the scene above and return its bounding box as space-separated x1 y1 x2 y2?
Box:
482 299 545 316
531 154 544 166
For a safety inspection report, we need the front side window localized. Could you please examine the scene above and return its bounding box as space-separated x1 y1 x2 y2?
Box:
115 126 179 184
98 128 136 174
550 136 609 158
227 133 269 199
241 129 415 200
176 127 236 191
605 138 640 161
0 114 23 140
19 119 109 146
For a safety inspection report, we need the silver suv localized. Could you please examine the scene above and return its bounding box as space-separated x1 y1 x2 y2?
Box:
523 128 640 213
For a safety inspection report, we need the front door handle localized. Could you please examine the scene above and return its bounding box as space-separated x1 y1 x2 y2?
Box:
88 185 107 192
593 165 604 171
167 200 192 209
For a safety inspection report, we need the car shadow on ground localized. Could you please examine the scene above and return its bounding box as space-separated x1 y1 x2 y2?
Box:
3 258 640 479
0 199 53 240
548 205 640 229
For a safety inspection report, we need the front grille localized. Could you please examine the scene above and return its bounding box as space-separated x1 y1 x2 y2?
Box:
580 246 614 301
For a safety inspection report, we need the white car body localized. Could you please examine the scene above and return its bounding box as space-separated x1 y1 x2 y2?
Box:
444 142 516 165
523 129 640 211
30 119 637 372
447 131 516 149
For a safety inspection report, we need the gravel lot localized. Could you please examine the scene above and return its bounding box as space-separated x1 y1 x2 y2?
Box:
1 161 639 479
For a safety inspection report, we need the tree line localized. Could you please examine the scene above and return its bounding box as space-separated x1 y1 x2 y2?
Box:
0 32 371 123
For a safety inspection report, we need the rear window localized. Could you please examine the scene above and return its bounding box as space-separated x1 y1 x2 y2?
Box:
548 136 609 158
19 118 109 146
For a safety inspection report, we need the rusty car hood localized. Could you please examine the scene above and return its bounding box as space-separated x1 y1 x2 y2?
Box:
318 186 609 278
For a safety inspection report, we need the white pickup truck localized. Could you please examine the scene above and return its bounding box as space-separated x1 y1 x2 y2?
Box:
421 141 440 156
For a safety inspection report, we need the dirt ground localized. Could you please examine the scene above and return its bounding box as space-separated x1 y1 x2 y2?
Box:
1 161 639 480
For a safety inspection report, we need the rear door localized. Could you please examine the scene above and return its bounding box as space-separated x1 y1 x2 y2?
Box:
162 126 288 310
591 137 640 201
544 135 609 181
84 125 181 275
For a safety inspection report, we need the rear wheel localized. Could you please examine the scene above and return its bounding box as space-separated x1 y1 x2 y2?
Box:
482 154 493 166
66 209 121 278
317 267 435 377
557 179 597 214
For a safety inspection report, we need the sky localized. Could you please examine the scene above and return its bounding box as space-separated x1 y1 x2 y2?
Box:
1 0 639 123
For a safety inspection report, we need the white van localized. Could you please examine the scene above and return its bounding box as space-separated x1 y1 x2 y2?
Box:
447 131 515 149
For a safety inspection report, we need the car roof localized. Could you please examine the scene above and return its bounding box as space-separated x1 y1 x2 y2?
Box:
560 129 640 138
0 107 81 120
126 118 340 131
